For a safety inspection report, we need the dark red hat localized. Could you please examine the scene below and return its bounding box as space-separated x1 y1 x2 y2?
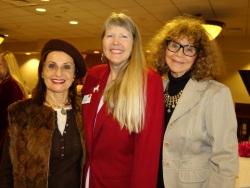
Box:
41 39 86 79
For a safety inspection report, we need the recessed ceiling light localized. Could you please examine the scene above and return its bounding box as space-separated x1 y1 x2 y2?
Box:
69 21 78 25
36 8 46 12
94 51 100 54
26 52 31 55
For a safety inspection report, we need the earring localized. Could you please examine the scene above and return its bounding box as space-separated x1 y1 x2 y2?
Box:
101 53 105 62
42 75 44 79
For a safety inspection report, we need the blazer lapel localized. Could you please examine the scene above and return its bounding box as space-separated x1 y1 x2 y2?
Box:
169 79 208 123
92 103 109 142
84 66 109 149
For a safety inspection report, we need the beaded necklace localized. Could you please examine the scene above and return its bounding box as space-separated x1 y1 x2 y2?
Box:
164 83 183 113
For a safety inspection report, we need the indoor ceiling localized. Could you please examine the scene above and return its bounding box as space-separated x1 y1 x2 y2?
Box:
0 0 249 49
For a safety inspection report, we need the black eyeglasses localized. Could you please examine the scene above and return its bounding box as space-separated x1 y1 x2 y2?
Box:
166 40 199 57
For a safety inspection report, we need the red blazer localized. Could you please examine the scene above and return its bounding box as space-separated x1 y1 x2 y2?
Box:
82 64 164 188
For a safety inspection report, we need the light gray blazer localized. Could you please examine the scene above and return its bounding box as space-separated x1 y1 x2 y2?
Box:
162 78 239 188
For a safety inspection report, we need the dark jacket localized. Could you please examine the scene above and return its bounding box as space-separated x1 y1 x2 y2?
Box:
0 97 86 188
0 77 25 164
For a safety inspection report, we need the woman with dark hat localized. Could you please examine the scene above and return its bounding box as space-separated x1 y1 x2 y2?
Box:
0 39 87 188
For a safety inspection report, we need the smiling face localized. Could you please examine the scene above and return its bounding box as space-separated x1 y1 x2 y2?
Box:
42 51 75 96
102 25 133 70
165 35 197 78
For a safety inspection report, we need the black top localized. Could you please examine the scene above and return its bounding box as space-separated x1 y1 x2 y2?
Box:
157 71 191 188
48 109 82 188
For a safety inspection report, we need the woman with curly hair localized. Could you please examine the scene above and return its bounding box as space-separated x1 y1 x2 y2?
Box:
147 15 239 188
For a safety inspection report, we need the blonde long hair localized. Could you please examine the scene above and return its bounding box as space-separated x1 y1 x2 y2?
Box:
0 51 28 98
101 13 147 133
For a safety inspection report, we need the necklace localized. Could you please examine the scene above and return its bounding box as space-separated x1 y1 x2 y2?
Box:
164 83 183 113
45 100 71 115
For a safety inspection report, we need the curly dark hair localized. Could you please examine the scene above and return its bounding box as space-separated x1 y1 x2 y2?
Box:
146 14 224 81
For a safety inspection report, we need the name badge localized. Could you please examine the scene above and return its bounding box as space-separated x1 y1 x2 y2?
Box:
82 94 92 104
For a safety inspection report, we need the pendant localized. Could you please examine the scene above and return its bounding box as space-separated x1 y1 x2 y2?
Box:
61 108 67 115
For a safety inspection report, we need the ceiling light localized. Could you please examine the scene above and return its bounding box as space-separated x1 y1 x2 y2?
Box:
69 21 78 25
36 8 46 12
0 34 5 44
202 20 225 40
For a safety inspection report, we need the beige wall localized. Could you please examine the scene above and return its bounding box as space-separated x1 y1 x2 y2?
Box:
1 36 250 104
217 37 250 104
217 52 250 103
15 54 40 93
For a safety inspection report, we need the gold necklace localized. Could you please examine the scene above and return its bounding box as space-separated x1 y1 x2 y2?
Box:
45 100 71 115
164 83 183 113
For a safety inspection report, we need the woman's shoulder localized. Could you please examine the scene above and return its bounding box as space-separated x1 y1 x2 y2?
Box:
146 68 164 90
8 98 34 112
208 80 231 94
208 79 227 87
146 68 161 79
8 99 34 126
8 98 51 116
146 68 164 87
85 64 110 84
200 80 229 92
8 98 54 128
88 64 109 74
190 79 231 95
0 77 19 88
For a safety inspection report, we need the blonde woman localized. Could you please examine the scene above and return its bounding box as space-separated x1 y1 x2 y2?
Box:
0 51 28 164
82 13 164 188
